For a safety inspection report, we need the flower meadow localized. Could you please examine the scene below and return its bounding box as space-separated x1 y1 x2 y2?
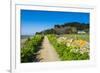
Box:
47 34 89 60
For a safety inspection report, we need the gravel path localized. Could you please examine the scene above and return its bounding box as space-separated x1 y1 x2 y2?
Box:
37 36 60 62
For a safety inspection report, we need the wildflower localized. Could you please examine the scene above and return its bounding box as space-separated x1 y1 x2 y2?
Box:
80 48 89 54
71 40 87 48
70 48 79 53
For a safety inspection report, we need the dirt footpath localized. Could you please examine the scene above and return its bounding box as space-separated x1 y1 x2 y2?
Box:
37 36 60 62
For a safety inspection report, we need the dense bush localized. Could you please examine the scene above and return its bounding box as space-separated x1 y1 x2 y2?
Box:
21 35 44 63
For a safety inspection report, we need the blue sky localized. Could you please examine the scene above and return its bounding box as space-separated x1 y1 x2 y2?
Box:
21 9 90 35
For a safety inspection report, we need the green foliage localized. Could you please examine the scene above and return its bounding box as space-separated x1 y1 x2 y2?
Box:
47 34 89 61
21 35 44 63
36 22 89 35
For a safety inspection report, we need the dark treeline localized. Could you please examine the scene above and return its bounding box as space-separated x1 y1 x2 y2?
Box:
36 22 89 35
